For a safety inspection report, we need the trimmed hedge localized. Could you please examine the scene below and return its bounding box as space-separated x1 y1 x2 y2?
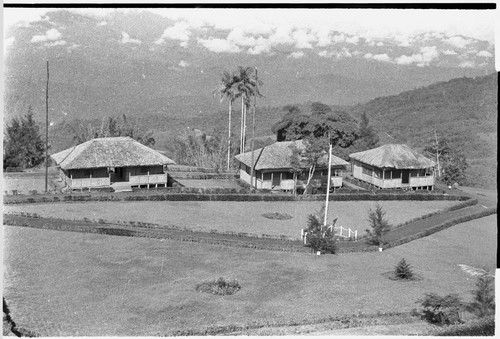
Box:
4 191 471 205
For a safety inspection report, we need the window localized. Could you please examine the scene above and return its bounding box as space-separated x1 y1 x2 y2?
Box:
374 169 382 178
425 168 433 176
384 170 391 179
263 172 272 180
362 165 372 176
410 170 419 177
392 170 401 179
282 172 293 180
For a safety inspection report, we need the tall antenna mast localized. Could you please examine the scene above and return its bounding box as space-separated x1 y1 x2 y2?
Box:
45 60 49 192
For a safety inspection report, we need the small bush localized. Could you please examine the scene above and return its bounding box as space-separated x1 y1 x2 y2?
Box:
196 277 241 295
304 207 338 254
417 293 463 325
365 204 391 246
466 275 495 318
428 315 495 336
394 258 414 280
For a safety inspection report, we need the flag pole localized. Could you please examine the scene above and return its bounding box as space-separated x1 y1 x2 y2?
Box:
45 60 49 193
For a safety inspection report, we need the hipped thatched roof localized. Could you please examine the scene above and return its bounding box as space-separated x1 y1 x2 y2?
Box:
235 140 349 171
349 144 435 169
51 137 175 170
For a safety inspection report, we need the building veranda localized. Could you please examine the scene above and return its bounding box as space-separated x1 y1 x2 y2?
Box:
349 144 435 190
51 137 175 191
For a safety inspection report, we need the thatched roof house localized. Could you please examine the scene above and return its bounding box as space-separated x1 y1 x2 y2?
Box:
235 140 349 191
51 137 175 191
349 144 435 190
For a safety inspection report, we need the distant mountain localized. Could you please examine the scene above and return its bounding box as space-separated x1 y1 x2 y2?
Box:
347 73 498 188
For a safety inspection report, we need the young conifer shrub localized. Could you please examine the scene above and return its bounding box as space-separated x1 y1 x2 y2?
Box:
365 204 391 245
466 275 495 318
394 258 414 280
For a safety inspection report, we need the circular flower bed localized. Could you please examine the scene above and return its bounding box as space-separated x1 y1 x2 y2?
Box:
262 212 293 220
196 277 241 295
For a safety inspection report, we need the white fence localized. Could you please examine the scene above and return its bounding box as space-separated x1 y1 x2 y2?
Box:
301 225 358 244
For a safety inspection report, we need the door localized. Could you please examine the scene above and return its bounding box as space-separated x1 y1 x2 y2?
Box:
402 170 410 184
272 172 281 187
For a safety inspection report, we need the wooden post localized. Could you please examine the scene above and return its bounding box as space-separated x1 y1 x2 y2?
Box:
45 60 49 192
323 142 333 227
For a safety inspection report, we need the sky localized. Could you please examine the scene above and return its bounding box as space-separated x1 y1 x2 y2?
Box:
2 7 498 69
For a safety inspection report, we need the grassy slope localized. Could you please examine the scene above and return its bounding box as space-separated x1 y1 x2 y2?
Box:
3 214 496 336
4 200 458 238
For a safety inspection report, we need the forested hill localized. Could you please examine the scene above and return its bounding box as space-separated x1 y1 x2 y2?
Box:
347 73 497 188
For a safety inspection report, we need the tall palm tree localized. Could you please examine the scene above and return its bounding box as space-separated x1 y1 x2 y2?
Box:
234 66 262 153
214 71 239 170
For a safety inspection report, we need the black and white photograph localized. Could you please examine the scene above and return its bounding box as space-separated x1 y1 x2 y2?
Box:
2 4 497 336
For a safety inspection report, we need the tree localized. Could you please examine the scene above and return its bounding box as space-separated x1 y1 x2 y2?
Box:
214 70 239 170
365 204 391 246
70 114 155 147
394 258 415 280
417 293 463 325
234 66 262 153
467 275 495 318
353 112 379 151
423 131 451 179
3 107 45 170
271 105 303 141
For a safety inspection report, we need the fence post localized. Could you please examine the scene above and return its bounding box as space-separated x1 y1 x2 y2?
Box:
355 230 358 241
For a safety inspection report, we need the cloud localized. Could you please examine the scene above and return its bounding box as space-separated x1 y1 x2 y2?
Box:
292 28 316 49
97 21 108 26
458 60 475 68
178 60 189 67
4 36 15 50
318 47 352 59
442 49 457 55
121 32 141 44
477 50 493 58
155 21 192 45
31 28 62 43
445 35 472 48
395 46 439 66
364 53 391 62
288 51 304 59
197 38 240 53
226 28 258 47
345 35 359 44
67 43 80 52
44 40 67 47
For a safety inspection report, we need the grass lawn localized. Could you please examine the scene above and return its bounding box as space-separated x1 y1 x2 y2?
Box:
3 214 496 336
4 200 458 239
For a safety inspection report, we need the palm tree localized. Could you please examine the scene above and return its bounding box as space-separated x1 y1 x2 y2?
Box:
234 66 262 154
214 71 239 170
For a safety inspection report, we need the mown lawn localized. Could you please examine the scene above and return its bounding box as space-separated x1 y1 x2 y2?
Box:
3 215 496 336
4 200 458 238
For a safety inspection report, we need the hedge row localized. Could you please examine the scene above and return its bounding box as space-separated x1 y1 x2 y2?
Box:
3 215 310 253
384 207 497 250
4 191 471 205
167 311 417 336
392 199 478 229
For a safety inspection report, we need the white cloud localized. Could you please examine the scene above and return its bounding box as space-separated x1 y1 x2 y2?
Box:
31 28 62 43
477 50 493 58
345 35 359 44
331 33 346 44
395 46 439 66
178 60 189 67
197 38 240 53
288 51 304 59
445 35 472 49
121 32 141 45
459 60 475 68
292 29 316 49
442 49 457 55
4 36 15 52
313 26 332 47
318 47 352 59
365 53 391 62
155 21 192 45
226 28 258 47
97 21 108 26
67 43 80 52
44 40 67 47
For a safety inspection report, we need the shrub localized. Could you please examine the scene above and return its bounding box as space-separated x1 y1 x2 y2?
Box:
394 258 415 280
417 293 463 325
304 207 338 254
427 315 495 336
365 204 391 246
466 275 495 318
196 277 241 296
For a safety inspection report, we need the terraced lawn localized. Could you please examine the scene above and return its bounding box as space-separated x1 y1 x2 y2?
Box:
4 200 459 239
3 215 496 336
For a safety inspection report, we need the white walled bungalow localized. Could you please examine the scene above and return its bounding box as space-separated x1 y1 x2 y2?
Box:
235 140 349 192
51 137 175 191
349 144 435 190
